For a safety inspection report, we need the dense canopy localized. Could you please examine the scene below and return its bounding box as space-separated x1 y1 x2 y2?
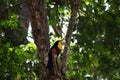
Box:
0 0 120 80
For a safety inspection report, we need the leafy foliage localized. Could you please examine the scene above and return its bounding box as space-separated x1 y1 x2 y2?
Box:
0 0 120 80
69 0 120 79
0 14 18 29
0 42 38 80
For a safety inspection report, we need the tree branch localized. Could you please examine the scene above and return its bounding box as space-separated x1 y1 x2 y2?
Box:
61 0 81 78
51 1 62 37
52 25 62 37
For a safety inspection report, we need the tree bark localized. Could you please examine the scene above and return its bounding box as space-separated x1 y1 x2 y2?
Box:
52 25 62 37
93 66 97 80
28 0 81 79
28 0 50 79
61 0 81 79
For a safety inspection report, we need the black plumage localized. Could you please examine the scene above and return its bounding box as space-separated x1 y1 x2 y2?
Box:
47 41 61 74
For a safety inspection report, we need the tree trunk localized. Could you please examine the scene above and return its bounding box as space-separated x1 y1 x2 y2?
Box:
61 0 81 79
28 0 81 79
28 0 50 79
93 66 97 80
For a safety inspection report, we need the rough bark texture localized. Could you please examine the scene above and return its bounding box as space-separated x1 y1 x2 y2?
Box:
61 0 81 79
28 0 50 79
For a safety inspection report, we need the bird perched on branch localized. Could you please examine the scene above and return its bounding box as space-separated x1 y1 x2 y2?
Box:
47 40 62 76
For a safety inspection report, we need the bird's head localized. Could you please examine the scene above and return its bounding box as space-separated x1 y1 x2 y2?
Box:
53 40 63 50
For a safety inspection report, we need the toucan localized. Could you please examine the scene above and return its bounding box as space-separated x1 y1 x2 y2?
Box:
47 40 62 75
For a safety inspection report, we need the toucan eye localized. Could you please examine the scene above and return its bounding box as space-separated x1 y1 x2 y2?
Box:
58 42 62 50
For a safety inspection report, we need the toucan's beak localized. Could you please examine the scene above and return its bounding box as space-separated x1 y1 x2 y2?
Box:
58 42 63 50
